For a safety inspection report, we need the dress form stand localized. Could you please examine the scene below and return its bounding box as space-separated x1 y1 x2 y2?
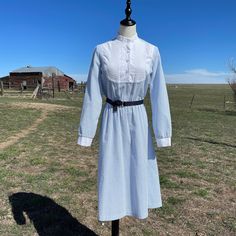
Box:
111 1 136 236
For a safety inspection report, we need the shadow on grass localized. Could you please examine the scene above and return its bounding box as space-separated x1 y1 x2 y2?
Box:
8 192 98 236
184 136 236 148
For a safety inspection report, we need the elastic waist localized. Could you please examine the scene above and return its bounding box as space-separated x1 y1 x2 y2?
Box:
106 97 144 112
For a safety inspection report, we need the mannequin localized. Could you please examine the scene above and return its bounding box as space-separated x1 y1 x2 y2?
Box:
112 2 136 236
118 0 137 37
78 0 171 233
118 23 137 38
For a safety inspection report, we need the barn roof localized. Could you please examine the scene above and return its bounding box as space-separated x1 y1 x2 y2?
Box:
11 66 64 77
0 75 9 80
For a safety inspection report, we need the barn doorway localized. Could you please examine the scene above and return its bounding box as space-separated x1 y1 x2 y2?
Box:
22 80 27 90
69 82 74 91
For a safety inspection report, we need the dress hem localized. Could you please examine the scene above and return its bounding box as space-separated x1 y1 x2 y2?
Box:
98 203 162 222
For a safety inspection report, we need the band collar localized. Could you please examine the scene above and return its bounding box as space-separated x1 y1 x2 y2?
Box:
116 31 139 42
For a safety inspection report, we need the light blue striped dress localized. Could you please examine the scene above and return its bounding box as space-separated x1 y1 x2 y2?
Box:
77 32 172 222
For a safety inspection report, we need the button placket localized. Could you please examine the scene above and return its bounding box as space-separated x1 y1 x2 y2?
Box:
126 43 132 73
116 32 139 82
120 41 133 81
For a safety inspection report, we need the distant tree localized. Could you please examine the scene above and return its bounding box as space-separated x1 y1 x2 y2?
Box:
227 58 236 95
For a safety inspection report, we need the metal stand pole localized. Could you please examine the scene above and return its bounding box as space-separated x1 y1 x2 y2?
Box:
112 219 119 236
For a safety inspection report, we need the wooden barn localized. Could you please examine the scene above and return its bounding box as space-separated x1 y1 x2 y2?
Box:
1 66 76 91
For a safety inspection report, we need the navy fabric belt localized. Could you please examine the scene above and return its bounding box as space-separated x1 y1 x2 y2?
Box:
106 97 144 112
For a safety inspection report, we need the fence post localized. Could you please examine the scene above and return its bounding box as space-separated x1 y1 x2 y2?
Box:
189 94 195 110
50 74 55 98
0 81 3 96
20 83 23 93
223 95 226 112
57 80 60 92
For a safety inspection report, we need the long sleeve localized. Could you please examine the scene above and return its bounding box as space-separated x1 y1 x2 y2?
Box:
77 46 103 146
149 46 172 147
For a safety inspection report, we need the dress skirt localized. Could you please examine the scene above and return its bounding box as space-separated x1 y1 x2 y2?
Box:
97 102 162 221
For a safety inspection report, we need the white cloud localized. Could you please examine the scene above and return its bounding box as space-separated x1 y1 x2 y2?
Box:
165 69 231 84
184 69 228 77
69 69 233 84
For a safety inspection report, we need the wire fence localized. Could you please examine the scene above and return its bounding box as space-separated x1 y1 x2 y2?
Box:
179 93 236 113
1 81 236 114
0 81 86 99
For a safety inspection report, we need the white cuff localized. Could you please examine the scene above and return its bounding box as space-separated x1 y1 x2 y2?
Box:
77 136 93 146
156 137 171 147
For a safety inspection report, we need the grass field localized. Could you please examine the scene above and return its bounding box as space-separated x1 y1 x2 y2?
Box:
0 84 235 236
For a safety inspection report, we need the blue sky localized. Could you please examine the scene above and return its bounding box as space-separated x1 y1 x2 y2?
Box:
0 0 235 83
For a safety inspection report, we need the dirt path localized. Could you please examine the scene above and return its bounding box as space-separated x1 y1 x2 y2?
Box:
0 102 74 150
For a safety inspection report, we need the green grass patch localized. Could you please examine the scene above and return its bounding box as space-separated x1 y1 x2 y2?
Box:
160 175 182 189
0 106 41 142
65 167 89 178
158 196 186 219
193 188 209 197
175 170 199 179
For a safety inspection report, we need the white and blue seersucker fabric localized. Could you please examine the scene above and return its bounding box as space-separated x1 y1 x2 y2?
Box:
77 31 172 222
